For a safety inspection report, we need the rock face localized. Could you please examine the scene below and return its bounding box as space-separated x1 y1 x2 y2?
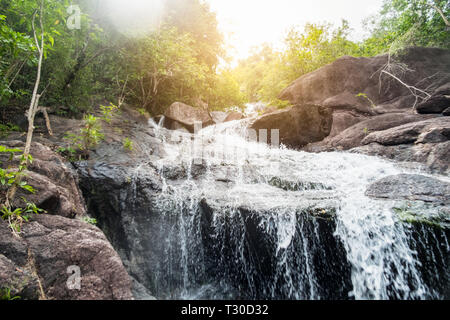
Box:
164 102 214 132
0 215 133 300
366 174 450 204
211 111 244 124
210 111 228 124
416 84 450 114
264 47 450 172
251 104 333 148
0 139 133 300
279 48 450 109
362 117 450 146
224 111 244 122
0 141 86 218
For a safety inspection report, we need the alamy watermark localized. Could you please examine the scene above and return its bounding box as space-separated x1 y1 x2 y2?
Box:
67 5 81 30
66 265 81 290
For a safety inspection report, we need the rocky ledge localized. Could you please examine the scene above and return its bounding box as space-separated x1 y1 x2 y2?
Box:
0 140 133 300
252 47 450 174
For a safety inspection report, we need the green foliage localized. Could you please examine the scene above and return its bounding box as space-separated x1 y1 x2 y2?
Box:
64 114 104 151
233 21 363 106
207 69 246 111
0 146 34 194
124 26 210 114
0 123 21 138
122 138 133 152
56 146 77 161
363 128 370 136
137 108 150 117
393 206 448 228
1 199 45 233
100 103 119 124
0 288 21 301
362 0 450 55
81 216 97 225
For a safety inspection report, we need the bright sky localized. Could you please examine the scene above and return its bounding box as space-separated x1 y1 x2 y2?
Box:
205 0 384 61
97 0 384 62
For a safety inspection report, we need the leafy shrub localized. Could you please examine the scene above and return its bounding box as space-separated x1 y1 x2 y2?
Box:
0 123 21 138
64 114 104 152
1 199 45 234
100 103 120 124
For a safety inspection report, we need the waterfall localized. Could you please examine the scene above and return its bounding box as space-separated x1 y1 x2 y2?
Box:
140 118 449 300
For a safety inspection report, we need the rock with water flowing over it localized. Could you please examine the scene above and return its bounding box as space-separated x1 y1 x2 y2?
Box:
224 111 244 122
0 215 133 300
271 47 450 172
164 102 214 132
366 174 450 204
210 111 228 124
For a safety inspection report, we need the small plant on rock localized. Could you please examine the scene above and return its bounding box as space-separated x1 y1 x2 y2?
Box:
64 114 104 153
356 93 376 109
123 138 133 152
100 103 120 124
81 216 97 225
0 288 21 301
0 199 45 235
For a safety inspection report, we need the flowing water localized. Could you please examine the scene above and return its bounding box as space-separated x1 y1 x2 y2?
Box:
143 118 449 300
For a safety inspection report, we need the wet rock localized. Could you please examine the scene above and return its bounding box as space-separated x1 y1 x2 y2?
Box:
210 111 228 124
0 215 133 300
224 111 244 122
366 174 450 204
164 102 214 133
354 141 450 174
267 177 332 191
251 104 333 148
199 199 352 299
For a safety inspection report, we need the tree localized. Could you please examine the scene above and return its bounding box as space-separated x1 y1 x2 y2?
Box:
363 0 450 54
3 0 45 219
124 27 209 114
232 21 363 107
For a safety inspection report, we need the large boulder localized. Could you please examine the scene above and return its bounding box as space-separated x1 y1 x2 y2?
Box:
366 174 450 204
0 141 86 218
308 113 433 150
250 104 333 148
361 117 450 146
0 215 133 300
164 102 214 132
279 48 450 112
416 84 450 114
210 111 228 124
224 111 244 122
275 47 450 173
0 138 134 300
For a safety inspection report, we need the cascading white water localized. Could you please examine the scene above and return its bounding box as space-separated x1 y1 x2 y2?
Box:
146 118 449 300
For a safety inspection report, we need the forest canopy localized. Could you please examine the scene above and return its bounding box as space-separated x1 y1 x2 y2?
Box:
0 0 449 119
